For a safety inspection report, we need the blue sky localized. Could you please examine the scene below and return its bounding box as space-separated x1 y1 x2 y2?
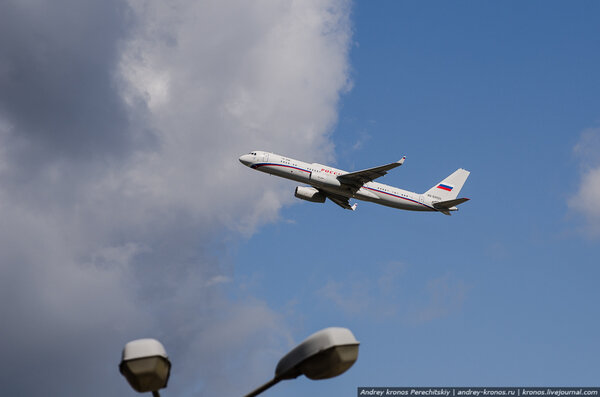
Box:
234 2 600 395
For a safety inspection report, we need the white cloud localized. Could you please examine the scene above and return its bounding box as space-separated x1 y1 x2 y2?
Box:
570 167 600 218
317 262 467 324
318 279 373 315
352 130 372 151
409 274 468 324
0 0 352 395
568 127 600 235
116 0 353 233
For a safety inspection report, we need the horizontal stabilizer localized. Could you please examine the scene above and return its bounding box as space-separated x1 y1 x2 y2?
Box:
433 197 470 209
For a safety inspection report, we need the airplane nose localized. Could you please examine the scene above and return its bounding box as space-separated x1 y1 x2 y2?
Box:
239 154 252 166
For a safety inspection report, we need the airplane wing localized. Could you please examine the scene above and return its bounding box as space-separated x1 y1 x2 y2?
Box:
324 192 357 211
337 157 405 188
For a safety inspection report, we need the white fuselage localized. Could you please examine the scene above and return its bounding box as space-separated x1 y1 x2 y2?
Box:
240 151 436 212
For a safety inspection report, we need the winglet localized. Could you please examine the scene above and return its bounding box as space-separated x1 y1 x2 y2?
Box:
351 203 358 211
398 156 406 165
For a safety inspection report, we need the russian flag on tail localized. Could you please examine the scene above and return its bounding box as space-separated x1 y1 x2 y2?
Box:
437 183 453 191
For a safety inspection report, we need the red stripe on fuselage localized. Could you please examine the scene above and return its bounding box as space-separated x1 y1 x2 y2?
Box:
364 187 434 210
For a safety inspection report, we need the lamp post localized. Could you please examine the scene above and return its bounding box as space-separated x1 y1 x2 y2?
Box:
119 338 171 397
244 327 360 397
119 327 358 396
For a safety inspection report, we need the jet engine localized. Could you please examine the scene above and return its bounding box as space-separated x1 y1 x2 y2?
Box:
309 171 342 188
294 186 326 203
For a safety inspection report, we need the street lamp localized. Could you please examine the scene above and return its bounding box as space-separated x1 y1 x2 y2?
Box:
119 338 171 397
244 327 360 397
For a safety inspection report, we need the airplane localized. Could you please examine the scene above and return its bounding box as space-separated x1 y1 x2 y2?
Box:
238 151 470 215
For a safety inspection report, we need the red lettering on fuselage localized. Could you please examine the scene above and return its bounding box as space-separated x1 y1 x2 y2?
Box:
320 168 340 175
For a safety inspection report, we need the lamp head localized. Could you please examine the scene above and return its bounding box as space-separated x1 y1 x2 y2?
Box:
120 338 171 393
275 327 359 381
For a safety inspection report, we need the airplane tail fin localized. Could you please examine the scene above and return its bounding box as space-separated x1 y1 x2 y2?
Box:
424 168 470 201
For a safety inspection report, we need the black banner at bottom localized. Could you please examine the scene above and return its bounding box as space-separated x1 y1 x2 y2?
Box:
358 388 600 397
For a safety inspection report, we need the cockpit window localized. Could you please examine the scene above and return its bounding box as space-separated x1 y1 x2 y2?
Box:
251 152 256 155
